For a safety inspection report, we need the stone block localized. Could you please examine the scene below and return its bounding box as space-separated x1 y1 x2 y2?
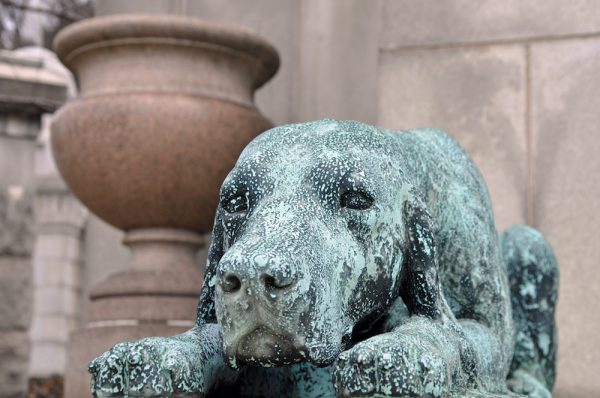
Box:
378 44 527 230
380 0 600 49
530 37 600 398
27 342 66 377
31 287 62 317
0 132 36 188
32 234 81 264
0 123 39 189
29 315 70 344
33 258 80 289
0 257 31 330
32 286 79 318
0 331 29 398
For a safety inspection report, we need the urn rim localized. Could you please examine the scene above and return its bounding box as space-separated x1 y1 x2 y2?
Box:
53 13 280 90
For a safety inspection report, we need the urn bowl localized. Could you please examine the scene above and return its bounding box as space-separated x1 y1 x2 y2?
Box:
51 14 278 232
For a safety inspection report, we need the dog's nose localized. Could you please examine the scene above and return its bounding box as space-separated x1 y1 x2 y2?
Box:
220 272 242 293
261 272 296 291
218 256 298 295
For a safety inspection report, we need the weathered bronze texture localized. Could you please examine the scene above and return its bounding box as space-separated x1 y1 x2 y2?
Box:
89 120 558 397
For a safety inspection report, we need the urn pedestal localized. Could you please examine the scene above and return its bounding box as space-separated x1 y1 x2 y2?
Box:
50 14 279 397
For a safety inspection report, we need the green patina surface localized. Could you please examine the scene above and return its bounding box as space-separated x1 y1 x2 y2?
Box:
88 120 558 398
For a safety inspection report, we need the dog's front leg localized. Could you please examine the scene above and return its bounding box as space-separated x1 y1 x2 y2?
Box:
332 198 465 397
88 323 237 397
333 315 466 398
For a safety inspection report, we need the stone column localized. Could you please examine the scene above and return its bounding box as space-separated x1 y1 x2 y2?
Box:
28 175 86 392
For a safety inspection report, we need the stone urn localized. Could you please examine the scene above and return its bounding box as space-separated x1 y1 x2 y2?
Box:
51 14 278 397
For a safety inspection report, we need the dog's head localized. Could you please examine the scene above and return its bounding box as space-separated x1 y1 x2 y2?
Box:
197 120 440 368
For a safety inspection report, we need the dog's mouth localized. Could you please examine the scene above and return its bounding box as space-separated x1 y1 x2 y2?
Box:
232 326 307 367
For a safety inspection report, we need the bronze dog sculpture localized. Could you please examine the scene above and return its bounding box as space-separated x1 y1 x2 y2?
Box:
89 120 558 397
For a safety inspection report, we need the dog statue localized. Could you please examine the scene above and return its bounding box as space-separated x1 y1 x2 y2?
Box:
88 120 558 397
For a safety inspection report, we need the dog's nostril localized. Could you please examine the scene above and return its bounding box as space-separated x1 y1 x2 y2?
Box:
262 274 294 290
221 273 242 293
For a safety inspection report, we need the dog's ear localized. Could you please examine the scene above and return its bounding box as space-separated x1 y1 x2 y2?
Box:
399 195 442 319
196 210 224 325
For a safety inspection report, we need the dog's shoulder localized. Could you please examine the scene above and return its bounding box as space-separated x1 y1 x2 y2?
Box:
386 127 495 230
384 128 478 186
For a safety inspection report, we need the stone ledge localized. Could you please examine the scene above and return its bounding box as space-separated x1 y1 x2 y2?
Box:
0 50 67 114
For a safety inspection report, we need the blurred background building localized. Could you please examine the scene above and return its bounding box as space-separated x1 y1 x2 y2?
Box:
0 1 598 397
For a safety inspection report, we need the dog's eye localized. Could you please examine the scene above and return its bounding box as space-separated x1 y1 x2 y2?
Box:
340 191 374 210
222 194 248 214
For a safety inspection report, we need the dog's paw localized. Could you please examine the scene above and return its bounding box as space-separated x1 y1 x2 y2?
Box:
88 335 207 397
334 333 450 397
